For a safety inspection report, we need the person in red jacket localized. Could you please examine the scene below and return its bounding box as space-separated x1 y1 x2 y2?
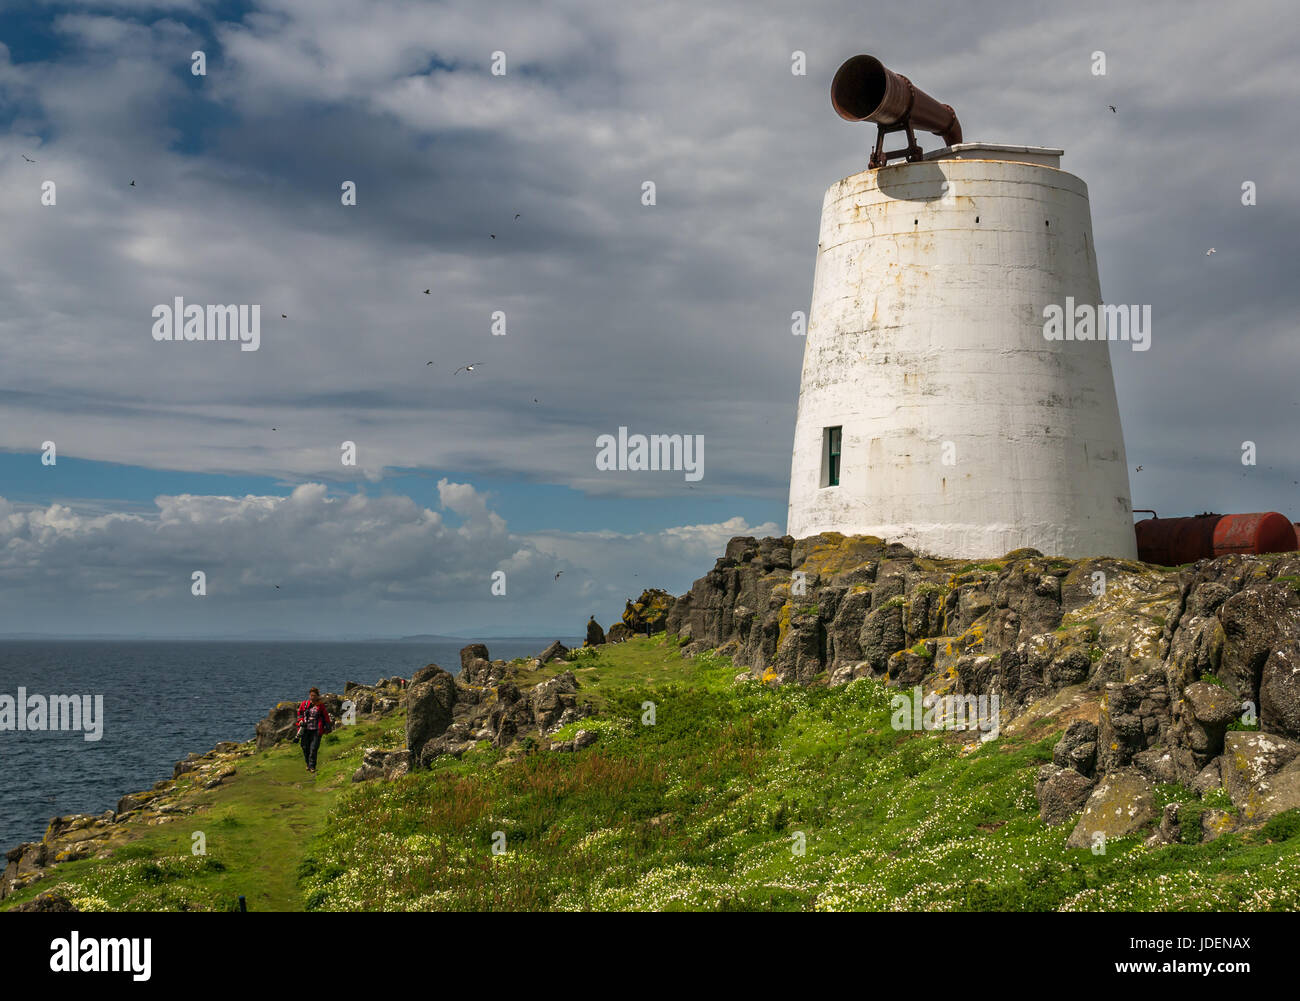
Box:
296 687 332 774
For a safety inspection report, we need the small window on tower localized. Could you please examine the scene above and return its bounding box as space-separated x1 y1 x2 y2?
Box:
823 426 842 487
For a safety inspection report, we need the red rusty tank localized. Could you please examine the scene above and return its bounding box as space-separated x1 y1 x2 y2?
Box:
1135 512 1298 565
1213 512 1298 556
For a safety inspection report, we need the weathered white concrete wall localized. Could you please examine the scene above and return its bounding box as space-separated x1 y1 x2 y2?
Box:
787 156 1137 559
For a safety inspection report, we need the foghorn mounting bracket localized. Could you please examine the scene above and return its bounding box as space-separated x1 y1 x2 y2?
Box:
869 117 924 169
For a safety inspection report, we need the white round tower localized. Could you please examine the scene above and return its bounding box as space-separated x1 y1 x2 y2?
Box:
787 145 1137 559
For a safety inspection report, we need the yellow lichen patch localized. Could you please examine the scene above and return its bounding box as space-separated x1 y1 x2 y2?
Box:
799 534 887 578
776 602 793 651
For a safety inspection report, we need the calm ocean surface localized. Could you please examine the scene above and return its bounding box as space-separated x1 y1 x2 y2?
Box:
0 638 579 851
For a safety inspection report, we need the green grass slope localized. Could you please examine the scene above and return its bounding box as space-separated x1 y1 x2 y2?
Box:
1 710 406 912
7 637 1300 911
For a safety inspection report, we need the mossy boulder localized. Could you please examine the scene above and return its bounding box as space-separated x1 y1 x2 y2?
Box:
1220 731 1300 823
622 588 675 635
1066 767 1157 848
1036 765 1095 827
607 622 632 644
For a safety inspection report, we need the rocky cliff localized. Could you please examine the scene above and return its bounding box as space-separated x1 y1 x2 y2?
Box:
659 532 1300 847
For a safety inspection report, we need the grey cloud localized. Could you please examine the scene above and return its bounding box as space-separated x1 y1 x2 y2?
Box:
1 0 1298 610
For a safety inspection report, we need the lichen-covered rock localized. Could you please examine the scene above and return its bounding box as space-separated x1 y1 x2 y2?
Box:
13 891 77 912
537 640 569 664
405 665 458 759
1220 731 1300 822
859 600 905 675
1191 759 1223 795
1153 802 1183 845
1200 808 1237 843
774 610 823 684
1132 746 1197 785
551 729 599 753
458 643 502 687
1165 614 1226 694
115 792 152 819
1098 675 1171 773
1045 645 1091 690
1260 640 1300 740
607 622 632 643
585 617 606 647
1066 767 1157 848
459 643 490 672
420 732 477 765
827 587 871 666
622 588 675 635
1052 720 1099 777
202 767 236 790
255 702 300 751
352 748 413 782
888 647 934 688
904 578 948 644
1036 765 1095 826
1171 680 1242 768
1182 681 1240 727
1218 581 1300 704
2 841 47 900
531 671 583 733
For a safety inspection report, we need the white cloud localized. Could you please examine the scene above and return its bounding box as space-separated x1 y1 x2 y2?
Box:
0 485 774 635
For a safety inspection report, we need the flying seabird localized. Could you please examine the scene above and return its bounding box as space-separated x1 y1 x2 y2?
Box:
454 363 483 375
1108 105 1117 113
21 154 35 163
